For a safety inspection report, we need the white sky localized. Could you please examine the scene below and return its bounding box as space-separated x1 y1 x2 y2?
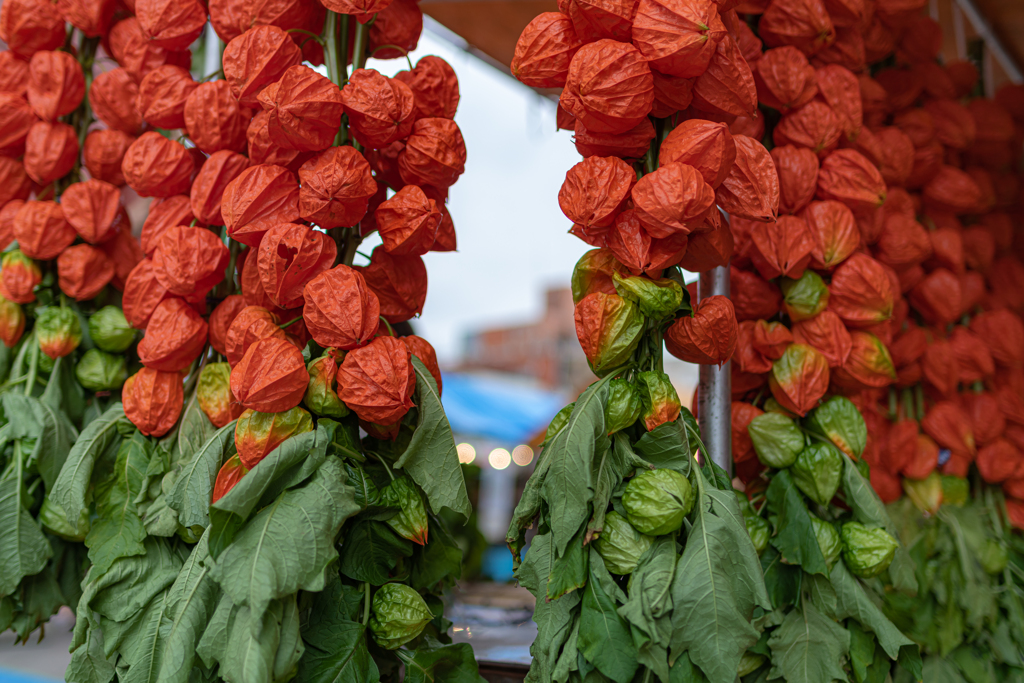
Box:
359 22 588 363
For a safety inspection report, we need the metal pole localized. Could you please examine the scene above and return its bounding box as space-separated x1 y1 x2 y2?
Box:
697 265 732 476
203 23 222 80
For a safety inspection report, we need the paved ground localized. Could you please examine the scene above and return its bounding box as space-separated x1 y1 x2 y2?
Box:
0 609 73 683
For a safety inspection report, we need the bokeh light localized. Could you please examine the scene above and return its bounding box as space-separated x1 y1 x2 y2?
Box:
457 443 476 464
488 448 511 470
512 445 534 466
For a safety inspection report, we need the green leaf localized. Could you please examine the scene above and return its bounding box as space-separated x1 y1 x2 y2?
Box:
0 457 52 597
670 487 770 683
167 420 237 530
518 532 580 683
85 433 152 574
340 519 414 585
826 561 919 667
766 470 827 575
296 574 379 683
586 434 629 542
669 651 708 683
410 517 463 590
618 535 675 648
847 621 876 683
547 522 589 601
578 550 639 683
922 656 967 683
767 600 850 683
209 457 359 619
207 428 318 559
543 377 612 558
27 393 79 494
197 592 301 683
173 391 217 469
393 357 472 520
122 532 219 683
52 403 125 533
841 458 917 594
67 618 117 683
760 546 802 611
633 420 691 473
399 637 486 683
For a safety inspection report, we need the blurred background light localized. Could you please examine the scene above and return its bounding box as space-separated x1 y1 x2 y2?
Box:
488 448 511 470
511 445 534 466
457 443 476 464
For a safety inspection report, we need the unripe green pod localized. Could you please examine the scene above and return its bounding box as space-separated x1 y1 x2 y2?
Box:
748 412 804 468
75 348 127 391
810 515 842 567
595 510 653 575
840 522 897 578
622 468 693 536
88 305 135 353
369 583 434 650
790 442 844 506
604 379 641 435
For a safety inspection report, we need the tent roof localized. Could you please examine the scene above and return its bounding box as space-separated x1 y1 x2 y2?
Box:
440 372 566 443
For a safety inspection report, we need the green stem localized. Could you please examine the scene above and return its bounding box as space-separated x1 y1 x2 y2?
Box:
338 14 351 87
363 582 371 625
351 19 369 72
341 228 362 267
371 451 396 481
323 11 341 86
280 315 304 329
369 44 414 70
23 341 38 397
378 316 394 336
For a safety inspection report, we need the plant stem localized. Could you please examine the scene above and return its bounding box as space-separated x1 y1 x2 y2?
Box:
351 19 369 72
23 341 38 397
324 11 341 86
280 315 304 329
363 582 371 625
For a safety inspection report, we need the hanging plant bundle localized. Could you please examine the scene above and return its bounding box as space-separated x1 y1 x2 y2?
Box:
0 3 483 683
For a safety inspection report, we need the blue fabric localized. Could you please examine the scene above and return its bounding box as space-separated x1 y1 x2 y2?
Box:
0 670 61 683
440 373 566 443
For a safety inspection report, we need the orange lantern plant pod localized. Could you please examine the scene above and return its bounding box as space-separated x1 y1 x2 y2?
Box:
732 401 765 462
135 0 207 50
211 454 249 503
60 179 122 245
689 35 758 118
0 0 66 59
800 200 858 270
658 119 736 189
511 12 583 88
368 0 423 60
123 367 184 437
57 245 115 301
183 79 249 155
715 134 780 223
137 298 209 372
23 121 78 185
831 330 897 390
759 0 835 56
0 201 21 251
677 211 733 273
0 159 32 208
303 265 381 350
573 118 656 161
398 118 467 190
26 50 84 121
0 294 25 348
152 226 230 298
222 25 303 108
82 129 135 187
13 201 76 261
948 326 994 384
922 400 976 460
561 40 654 135
874 213 932 270
358 247 428 323
341 69 416 149
141 195 197 256
559 156 635 240
922 165 983 216
230 336 309 413
664 295 737 366
749 215 814 280
827 253 894 327
815 148 886 214
971 310 1024 369
394 55 460 121
907 268 961 327
791 309 852 367
336 335 417 429
89 67 143 135
190 150 249 226
574 291 644 375
209 294 247 357
0 92 37 154
963 391 1006 447
375 185 443 256
259 65 345 152
222 164 301 247
402 335 443 392
122 260 174 329
121 131 195 198
225 306 287 366
137 64 197 129
234 406 314 469
976 439 1024 485
298 146 378 229
772 145 819 215
561 0 635 43
754 45 817 111
774 101 842 158
632 162 716 238
921 338 957 397
734 320 773 374
767 342 830 416
631 0 725 78
256 223 337 309
752 320 794 361
0 250 40 304
731 266 783 321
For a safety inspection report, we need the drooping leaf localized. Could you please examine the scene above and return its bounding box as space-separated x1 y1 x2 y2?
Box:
196 592 299 683
578 550 638 683
518 532 580 683
66 618 117 683
296 573 379 683
760 546 802 611
766 470 828 575
767 600 850 683
174 390 217 469
670 486 770 683
633 419 691 473
167 421 237 530
393 357 472 520
587 434 634 542
399 637 485 683
547 522 589 601
209 457 359 620
52 403 126 533
410 517 463 590
0 450 52 597
618 535 675 648
339 519 414 586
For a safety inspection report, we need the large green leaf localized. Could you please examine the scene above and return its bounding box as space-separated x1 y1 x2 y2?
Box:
618 536 675 648
841 458 917 594
393 357 471 520
197 592 303 683
517 532 580 683
578 550 638 683
586 434 632 542
209 457 359 619
174 390 217 469
670 486 770 683
826 561 920 674
547 522 589 601
296 574 379 683
761 546 802 611
207 428 319 558
766 470 827 575
85 433 152 574
66 617 117 683
0 448 52 597
120 533 219 683
167 420 237 530
3 390 79 494
339 519 414 586
542 378 611 558
399 637 485 683
767 600 850 683
52 403 125 533
410 517 463 590
633 420 691 473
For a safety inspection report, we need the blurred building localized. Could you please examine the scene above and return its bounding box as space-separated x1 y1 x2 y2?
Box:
459 287 592 391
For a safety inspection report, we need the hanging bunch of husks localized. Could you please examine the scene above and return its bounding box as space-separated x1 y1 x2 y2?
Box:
0 0 483 681
724 0 1024 679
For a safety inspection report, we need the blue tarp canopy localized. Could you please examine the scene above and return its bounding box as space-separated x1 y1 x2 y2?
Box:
440 373 566 443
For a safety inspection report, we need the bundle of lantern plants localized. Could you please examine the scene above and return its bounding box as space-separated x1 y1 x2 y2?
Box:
721 0 1024 680
507 0 924 681
0 0 485 682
